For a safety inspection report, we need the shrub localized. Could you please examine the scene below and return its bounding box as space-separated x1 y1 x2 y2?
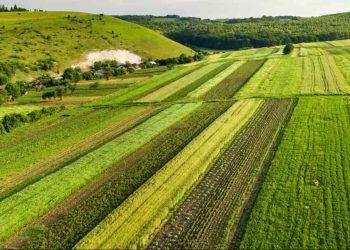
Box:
42 91 56 100
5 83 21 101
0 88 8 105
1 106 65 134
283 43 294 55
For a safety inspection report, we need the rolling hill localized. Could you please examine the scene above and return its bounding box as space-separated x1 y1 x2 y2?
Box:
0 11 194 79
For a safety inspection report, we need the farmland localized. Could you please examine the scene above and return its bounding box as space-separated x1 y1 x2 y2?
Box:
1 9 350 250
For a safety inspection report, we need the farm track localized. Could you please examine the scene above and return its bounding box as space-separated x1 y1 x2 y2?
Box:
0 107 160 201
149 99 296 249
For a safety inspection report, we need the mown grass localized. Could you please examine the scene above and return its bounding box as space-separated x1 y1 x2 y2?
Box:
0 103 199 242
239 97 350 249
75 99 262 249
301 55 350 94
0 11 193 79
24 102 232 249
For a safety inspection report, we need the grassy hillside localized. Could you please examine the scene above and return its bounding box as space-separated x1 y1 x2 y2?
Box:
0 11 193 78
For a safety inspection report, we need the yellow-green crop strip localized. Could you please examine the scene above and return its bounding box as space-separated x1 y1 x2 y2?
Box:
0 103 200 242
75 99 263 249
0 106 41 119
236 58 303 98
187 61 245 98
301 55 350 94
87 65 196 106
138 62 225 102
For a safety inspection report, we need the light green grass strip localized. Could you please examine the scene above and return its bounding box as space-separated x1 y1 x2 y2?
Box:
87 66 195 106
0 106 41 119
187 61 245 98
0 103 200 241
75 99 263 250
138 62 224 102
236 57 303 98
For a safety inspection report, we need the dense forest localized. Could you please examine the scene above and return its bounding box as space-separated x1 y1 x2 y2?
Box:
118 13 350 50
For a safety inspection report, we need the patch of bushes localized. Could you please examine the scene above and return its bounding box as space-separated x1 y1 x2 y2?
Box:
156 52 206 67
0 106 65 134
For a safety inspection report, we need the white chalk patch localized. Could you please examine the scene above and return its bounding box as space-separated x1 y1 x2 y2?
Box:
73 50 142 68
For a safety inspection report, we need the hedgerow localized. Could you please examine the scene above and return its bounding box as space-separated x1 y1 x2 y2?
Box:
1 106 65 134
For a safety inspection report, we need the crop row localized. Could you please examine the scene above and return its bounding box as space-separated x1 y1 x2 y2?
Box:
75 99 262 249
24 102 233 249
165 61 234 101
0 103 199 242
87 65 196 106
236 57 303 98
0 106 150 199
187 61 245 98
301 55 350 94
138 62 225 102
203 60 265 100
334 55 350 84
149 99 296 250
240 97 350 249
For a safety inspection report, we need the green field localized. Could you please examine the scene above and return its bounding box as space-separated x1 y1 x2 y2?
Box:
1 17 350 249
240 97 350 249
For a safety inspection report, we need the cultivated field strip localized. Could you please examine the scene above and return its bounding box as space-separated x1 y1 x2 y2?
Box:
87 65 196 106
236 58 303 98
75 99 263 249
149 99 296 250
164 62 234 101
24 102 233 249
334 55 350 84
0 106 158 200
203 60 265 100
0 106 144 196
0 103 199 242
0 106 41 119
301 55 350 94
187 61 245 98
227 48 276 60
240 97 350 249
138 62 225 102
328 40 350 47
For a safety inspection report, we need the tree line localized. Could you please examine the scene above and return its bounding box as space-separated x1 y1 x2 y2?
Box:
118 13 350 50
0 5 27 12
